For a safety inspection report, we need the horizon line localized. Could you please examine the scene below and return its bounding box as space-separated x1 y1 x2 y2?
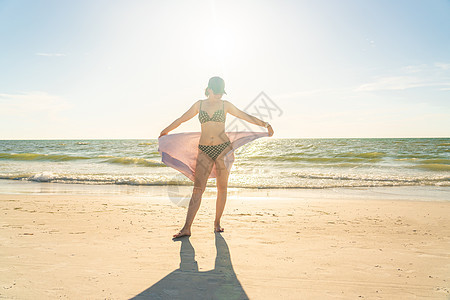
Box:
1 136 449 141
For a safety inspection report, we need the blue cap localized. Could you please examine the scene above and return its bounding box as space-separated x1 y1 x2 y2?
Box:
207 76 227 95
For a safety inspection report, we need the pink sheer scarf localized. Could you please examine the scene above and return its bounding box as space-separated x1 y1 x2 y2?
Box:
158 131 269 181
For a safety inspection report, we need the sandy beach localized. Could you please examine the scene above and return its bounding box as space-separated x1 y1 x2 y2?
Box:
0 183 449 299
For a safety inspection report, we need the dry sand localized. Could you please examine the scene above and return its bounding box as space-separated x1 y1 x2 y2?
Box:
0 185 449 299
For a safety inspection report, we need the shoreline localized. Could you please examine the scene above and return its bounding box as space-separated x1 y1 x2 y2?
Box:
0 178 449 202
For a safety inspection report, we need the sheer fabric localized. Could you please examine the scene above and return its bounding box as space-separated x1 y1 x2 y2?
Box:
158 131 269 181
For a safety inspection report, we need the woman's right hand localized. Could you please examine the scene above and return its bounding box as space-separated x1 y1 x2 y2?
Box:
268 125 274 137
159 130 169 138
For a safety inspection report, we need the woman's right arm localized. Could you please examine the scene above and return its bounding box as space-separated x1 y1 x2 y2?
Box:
159 100 201 138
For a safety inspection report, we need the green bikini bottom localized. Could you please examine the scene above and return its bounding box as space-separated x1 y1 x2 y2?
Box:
198 141 231 161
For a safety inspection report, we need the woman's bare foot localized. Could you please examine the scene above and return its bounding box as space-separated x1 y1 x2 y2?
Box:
214 223 224 233
173 228 191 238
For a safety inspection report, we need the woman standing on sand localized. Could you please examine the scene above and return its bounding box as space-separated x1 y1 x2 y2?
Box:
159 76 274 238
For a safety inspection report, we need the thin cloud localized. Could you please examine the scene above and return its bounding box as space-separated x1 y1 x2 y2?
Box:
35 52 66 57
0 91 72 121
355 76 425 91
434 62 450 70
401 64 428 74
356 77 450 91
274 88 351 100
356 63 450 92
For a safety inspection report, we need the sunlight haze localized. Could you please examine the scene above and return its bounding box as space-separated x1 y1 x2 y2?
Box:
1 0 449 139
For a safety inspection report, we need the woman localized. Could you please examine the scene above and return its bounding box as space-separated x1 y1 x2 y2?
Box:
159 76 274 238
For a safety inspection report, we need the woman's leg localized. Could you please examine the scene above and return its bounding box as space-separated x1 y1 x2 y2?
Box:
173 148 214 238
213 145 232 232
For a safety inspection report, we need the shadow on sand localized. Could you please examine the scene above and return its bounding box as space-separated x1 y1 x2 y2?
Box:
130 232 249 300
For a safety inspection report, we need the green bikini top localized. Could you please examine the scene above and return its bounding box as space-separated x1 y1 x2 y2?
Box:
198 100 226 124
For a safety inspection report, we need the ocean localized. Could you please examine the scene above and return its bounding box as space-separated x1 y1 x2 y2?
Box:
0 138 449 189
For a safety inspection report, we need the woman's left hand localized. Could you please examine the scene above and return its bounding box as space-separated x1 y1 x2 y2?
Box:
268 125 274 137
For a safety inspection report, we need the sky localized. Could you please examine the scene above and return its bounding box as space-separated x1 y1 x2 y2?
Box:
0 0 449 139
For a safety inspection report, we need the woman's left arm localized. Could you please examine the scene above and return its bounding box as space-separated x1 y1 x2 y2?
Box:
225 101 274 136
